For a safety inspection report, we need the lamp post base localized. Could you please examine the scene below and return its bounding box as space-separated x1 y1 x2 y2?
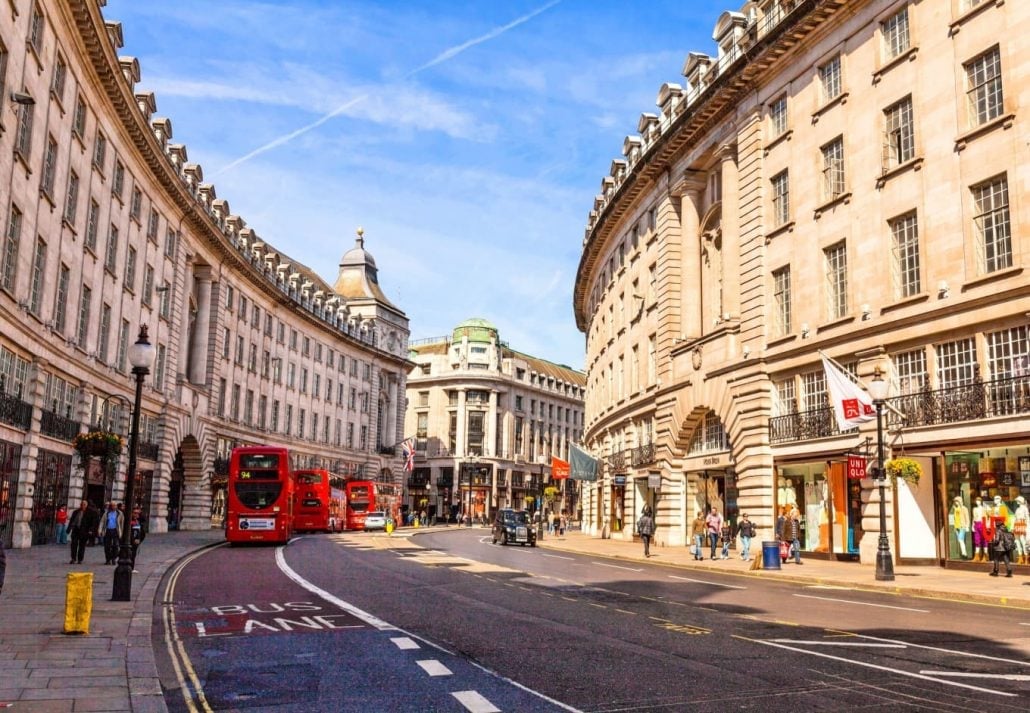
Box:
111 543 134 601
875 541 895 581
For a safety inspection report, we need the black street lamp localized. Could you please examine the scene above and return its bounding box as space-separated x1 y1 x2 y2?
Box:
537 465 546 540
112 326 157 601
868 368 895 582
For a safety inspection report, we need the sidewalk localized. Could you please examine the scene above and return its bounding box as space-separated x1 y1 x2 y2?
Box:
0 530 223 712
538 530 1030 609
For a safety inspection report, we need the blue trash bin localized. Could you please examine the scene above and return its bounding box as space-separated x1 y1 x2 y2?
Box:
762 541 782 570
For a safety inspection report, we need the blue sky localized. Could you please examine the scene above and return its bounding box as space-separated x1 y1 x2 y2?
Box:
105 1 725 370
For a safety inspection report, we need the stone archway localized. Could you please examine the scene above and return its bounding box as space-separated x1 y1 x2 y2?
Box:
174 434 210 531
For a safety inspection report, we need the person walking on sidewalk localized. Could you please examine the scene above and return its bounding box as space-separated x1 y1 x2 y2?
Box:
100 501 124 565
737 513 756 561
706 507 723 560
55 504 69 545
719 519 733 559
129 508 147 568
67 501 98 564
990 523 1015 577
637 507 655 557
783 507 802 565
692 512 706 560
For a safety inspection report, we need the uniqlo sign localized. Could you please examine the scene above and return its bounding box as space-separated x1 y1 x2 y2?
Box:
847 455 867 480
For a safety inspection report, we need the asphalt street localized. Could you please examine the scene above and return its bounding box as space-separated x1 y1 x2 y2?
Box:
153 529 1030 712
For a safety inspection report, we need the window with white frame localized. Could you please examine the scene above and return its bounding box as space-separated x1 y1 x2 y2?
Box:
936 338 977 388
881 7 910 61
964 46 1003 127
647 335 656 385
28 238 46 315
802 370 827 412
0 346 30 396
2 205 22 291
821 136 845 200
771 170 789 225
824 241 848 320
125 246 137 292
14 100 33 158
818 55 842 103
972 175 1011 274
986 325 1029 379
883 96 914 170
54 264 69 333
85 199 99 251
98 304 111 362
104 224 118 273
41 135 58 198
116 319 130 372
889 211 920 299
76 286 91 346
64 171 79 223
688 410 729 454
774 378 797 416
893 349 928 394
772 266 792 336
770 95 788 136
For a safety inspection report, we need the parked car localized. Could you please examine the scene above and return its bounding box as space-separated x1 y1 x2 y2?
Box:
492 509 536 547
364 511 388 531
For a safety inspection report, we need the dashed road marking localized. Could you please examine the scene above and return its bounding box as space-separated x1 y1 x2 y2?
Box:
452 690 501 713
669 574 746 589
768 639 906 648
542 553 574 560
417 660 453 677
793 593 929 613
392 637 420 650
590 561 642 572
919 671 1030 681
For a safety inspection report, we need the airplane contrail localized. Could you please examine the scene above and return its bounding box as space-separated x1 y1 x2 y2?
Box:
216 0 562 176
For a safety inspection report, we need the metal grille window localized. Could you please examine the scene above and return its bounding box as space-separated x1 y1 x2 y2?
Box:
972 175 1011 274
774 378 797 416
936 338 977 388
2 205 22 291
821 136 845 200
819 56 842 103
76 286 91 346
28 238 46 314
54 264 69 332
824 241 848 320
882 8 910 60
688 410 729 454
965 47 1003 126
893 349 928 394
64 171 79 223
772 266 791 336
771 170 789 225
803 371 827 412
986 326 1029 378
883 96 914 170
770 96 787 135
85 199 99 251
889 212 920 299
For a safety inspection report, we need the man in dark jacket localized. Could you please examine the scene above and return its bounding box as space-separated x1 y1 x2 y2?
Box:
637 507 656 557
67 501 100 564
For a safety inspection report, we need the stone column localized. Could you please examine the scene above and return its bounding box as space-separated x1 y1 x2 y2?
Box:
11 358 47 548
188 265 213 385
718 142 740 320
671 175 706 342
487 391 498 457
456 389 467 457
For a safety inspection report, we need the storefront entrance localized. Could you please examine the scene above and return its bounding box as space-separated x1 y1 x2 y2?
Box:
776 461 859 559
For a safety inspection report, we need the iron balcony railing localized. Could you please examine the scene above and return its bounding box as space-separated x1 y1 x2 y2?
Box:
631 443 655 467
40 409 80 442
770 405 856 444
407 475 430 489
212 456 229 475
138 441 161 461
0 391 32 430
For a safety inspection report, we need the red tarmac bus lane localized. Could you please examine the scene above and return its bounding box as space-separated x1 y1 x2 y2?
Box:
170 543 368 639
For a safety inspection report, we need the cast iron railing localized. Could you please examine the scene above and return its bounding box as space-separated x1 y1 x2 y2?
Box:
0 391 33 430
770 405 856 444
631 443 655 467
138 441 160 461
40 409 80 441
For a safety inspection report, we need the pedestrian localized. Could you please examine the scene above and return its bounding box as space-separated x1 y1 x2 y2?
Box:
129 508 146 568
990 522 1015 577
720 519 733 559
100 501 124 565
559 513 567 536
692 511 706 560
705 507 723 560
67 500 98 564
737 513 756 561
783 507 802 565
54 504 69 545
636 506 655 557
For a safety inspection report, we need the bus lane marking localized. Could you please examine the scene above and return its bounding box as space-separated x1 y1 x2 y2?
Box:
392 637 420 650
452 690 501 713
417 660 453 677
182 601 363 637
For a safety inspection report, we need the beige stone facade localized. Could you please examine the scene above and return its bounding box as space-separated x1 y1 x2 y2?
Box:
405 319 585 523
574 0 1029 567
0 1 410 548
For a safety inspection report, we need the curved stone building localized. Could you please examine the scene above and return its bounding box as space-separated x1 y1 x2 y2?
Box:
0 1 410 547
574 0 1028 568
405 320 585 524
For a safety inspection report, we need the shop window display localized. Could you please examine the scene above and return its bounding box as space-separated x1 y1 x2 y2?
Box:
776 462 857 555
945 451 1030 563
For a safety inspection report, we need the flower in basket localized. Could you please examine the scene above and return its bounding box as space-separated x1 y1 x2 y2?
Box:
884 457 922 485
74 430 125 460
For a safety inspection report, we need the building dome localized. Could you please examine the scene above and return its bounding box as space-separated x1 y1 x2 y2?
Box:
452 317 498 344
340 226 377 271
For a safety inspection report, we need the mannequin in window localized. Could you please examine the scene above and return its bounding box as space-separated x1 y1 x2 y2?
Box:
1012 496 1028 565
778 477 797 508
972 497 988 562
950 496 970 559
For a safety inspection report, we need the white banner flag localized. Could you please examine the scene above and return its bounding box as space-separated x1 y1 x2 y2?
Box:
822 356 876 431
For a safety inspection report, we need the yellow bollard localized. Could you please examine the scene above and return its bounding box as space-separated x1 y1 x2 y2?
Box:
64 572 93 635
385 520 394 536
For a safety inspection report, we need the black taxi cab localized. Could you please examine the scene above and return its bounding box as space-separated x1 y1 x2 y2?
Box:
491 509 537 547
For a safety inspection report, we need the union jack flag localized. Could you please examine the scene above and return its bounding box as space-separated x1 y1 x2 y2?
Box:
401 438 415 472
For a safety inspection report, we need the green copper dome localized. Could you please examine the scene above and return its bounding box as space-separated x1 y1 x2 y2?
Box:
452 317 498 344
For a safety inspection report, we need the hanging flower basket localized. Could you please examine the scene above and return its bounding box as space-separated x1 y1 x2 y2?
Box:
884 457 922 485
74 430 124 462
543 486 559 501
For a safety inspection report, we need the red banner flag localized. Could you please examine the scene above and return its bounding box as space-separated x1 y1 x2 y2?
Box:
551 456 570 480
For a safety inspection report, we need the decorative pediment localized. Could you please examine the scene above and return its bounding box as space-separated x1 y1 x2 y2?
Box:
104 21 123 50
656 82 683 117
135 91 156 120
118 56 140 89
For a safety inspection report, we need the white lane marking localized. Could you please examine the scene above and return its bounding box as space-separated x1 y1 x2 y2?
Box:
417 659 453 677
1020 623 1030 627
806 585 854 590
392 637 420 650
669 575 746 590
276 548 395 630
591 561 643 572
768 639 906 648
920 671 1030 681
792 593 929 613
452 690 501 713
277 547 584 712
749 639 1016 697
846 632 1030 667
542 553 575 560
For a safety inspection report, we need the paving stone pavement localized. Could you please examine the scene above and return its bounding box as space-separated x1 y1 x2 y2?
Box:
0 525 1026 711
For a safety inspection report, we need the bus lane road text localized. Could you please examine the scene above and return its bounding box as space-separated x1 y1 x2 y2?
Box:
177 600 367 638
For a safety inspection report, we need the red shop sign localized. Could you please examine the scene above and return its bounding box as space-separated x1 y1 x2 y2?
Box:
847 455 868 480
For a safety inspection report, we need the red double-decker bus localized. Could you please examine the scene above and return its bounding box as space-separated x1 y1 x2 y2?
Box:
343 479 401 530
293 469 346 533
226 446 294 545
